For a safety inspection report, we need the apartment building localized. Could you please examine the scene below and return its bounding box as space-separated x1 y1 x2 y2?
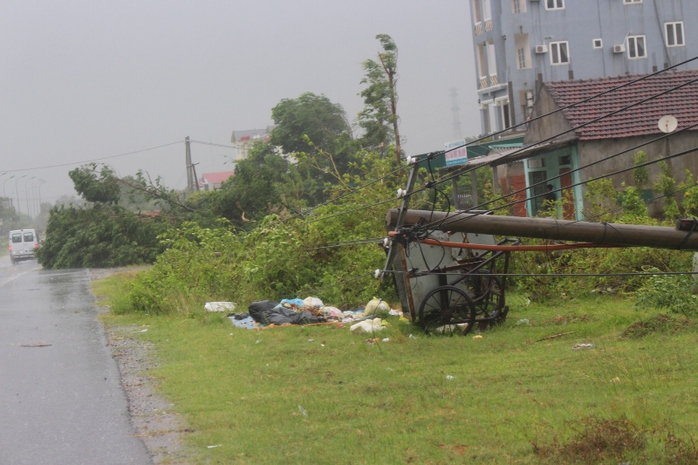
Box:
469 0 697 136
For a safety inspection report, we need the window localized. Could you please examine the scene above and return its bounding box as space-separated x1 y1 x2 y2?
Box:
472 0 482 23
665 22 685 47
627 35 646 58
528 158 546 169
593 38 603 49
483 0 492 21
515 33 531 69
12 233 21 243
512 0 526 13
495 98 511 130
623 0 642 4
517 48 527 69
550 41 570 65
23 232 34 242
546 0 564 10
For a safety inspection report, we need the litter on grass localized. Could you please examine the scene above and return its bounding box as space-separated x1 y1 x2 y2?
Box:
226 296 398 331
205 302 236 312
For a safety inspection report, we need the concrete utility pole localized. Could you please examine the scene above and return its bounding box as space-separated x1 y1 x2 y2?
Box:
185 136 193 193
386 209 698 251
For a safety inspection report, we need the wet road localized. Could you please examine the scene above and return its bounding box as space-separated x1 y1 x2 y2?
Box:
0 256 151 465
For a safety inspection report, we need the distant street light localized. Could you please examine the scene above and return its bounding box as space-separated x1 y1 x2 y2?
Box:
24 176 36 218
3 174 15 199
36 179 46 217
15 175 27 216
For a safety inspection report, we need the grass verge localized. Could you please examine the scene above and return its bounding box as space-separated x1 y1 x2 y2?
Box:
95 275 698 464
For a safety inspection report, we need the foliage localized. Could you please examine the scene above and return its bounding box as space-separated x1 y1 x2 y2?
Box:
618 184 647 218
654 160 681 220
39 162 202 269
36 203 168 269
359 34 401 163
581 178 621 222
635 267 698 316
270 92 350 156
509 177 694 300
69 163 121 204
268 93 358 207
123 152 400 314
125 220 242 314
679 169 698 217
633 150 649 188
201 142 305 227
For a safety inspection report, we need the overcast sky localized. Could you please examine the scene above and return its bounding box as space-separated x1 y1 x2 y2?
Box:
0 1 478 208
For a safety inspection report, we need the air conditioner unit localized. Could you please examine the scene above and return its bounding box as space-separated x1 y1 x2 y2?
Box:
613 44 626 53
535 44 548 54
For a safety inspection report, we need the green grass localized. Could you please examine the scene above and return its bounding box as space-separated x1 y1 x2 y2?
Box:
96 277 698 464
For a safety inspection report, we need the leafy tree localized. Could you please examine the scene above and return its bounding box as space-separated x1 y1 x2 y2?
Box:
269 93 357 205
270 92 351 156
69 163 121 204
206 141 306 227
36 203 168 269
359 34 402 164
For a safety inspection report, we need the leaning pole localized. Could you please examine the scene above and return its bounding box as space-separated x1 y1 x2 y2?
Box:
386 209 698 251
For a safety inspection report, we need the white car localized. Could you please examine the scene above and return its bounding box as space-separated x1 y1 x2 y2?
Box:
9 229 40 264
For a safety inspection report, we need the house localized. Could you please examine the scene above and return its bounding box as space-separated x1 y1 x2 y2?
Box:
199 171 235 191
230 127 274 161
496 69 698 219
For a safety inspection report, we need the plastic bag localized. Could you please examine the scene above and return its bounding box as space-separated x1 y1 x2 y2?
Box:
363 297 389 317
204 302 236 312
350 319 386 334
303 296 324 309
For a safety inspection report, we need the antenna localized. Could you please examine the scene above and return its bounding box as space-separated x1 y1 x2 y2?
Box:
658 115 678 133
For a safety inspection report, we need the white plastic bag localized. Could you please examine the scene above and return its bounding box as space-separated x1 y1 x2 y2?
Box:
350 319 385 334
303 296 324 308
204 302 236 312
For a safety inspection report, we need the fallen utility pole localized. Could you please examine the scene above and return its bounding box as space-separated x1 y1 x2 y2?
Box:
386 209 698 251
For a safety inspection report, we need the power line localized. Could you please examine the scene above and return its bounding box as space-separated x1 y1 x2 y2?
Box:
3 141 183 173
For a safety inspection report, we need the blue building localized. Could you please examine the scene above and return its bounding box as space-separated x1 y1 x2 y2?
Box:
469 0 698 136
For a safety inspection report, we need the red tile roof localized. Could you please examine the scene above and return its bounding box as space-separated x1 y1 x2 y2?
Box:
202 171 235 184
544 69 698 140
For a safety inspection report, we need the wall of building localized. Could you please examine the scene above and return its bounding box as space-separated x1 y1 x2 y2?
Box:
469 0 697 136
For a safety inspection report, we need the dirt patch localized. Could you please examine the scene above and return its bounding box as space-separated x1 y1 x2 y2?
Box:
92 267 192 464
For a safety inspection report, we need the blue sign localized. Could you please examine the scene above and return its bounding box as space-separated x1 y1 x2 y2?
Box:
445 140 468 166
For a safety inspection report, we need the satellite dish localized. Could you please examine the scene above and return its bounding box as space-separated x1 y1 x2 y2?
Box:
658 115 678 133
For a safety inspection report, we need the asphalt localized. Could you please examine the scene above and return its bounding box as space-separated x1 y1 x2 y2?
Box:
0 256 151 465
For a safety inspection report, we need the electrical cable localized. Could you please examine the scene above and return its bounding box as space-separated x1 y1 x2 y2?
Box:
2 141 183 173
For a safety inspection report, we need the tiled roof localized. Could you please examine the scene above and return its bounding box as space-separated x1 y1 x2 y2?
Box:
202 171 235 184
544 70 698 140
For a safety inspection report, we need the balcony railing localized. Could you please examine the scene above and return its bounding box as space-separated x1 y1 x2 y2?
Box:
474 22 483 35
485 19 493 31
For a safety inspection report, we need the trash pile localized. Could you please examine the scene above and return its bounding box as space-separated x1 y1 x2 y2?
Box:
218 296 402 333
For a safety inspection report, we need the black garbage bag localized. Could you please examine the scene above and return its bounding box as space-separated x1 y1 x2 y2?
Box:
248 300 326 325
248 300 278 324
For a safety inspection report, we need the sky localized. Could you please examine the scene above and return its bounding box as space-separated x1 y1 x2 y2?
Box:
0 0 479 209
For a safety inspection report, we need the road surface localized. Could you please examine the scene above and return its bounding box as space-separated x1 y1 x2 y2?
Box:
0 255 151 465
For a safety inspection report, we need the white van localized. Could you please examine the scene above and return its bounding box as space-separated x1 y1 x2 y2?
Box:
9 229 40 264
